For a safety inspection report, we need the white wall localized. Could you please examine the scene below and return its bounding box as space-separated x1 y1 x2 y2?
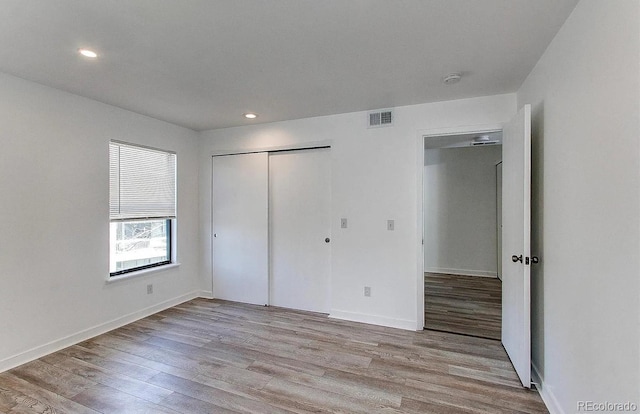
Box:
424 145 501 277
0 72 201 371
517 1 640 412
199 94 515 330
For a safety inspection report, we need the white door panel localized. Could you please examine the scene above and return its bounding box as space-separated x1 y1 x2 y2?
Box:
213 153 268 305
269 149 331 313
501 104 531 388
497 162 503 281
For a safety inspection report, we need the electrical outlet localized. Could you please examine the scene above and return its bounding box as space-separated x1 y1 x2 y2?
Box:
147 284 153 294
341 218 348 229
364 286 371 297
387 219 395 231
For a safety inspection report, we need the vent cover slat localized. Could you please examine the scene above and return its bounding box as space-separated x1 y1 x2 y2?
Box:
367 109 394 128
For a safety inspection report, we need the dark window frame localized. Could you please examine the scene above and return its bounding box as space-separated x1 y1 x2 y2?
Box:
109 218 172 277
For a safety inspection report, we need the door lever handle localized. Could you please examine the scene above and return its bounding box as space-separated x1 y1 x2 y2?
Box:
511 254 523 263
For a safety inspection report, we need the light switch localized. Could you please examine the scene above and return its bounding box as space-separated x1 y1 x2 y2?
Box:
387 220 395 231
341 218 347 229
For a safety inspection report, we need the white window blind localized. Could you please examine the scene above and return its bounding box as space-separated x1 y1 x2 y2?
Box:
109 141 176 221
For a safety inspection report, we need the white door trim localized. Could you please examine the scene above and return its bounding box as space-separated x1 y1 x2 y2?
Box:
415 123 505 331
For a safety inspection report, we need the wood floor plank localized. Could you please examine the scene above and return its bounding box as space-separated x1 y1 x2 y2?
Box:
248 360 402 407
147 372 294 414
9 360 96 399
71 383 180 414
0 298 547 413
48 344 162 382
400 396 479 414
405 378 548 414
261 377 405 414
0 372 99 414
45 355 174 404
425 272 502 340
157 392 238 414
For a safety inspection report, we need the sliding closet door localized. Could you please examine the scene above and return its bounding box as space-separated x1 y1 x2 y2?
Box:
269 149 331 313
213 153 268 305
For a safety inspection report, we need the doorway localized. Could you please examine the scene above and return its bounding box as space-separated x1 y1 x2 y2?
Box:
418 105 531 388
422 131 503 340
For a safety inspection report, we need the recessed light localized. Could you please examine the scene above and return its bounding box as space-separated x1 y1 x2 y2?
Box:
78 48 98 58
243 113 258 119
442 73 462 85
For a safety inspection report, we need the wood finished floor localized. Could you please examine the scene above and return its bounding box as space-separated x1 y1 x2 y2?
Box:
0 298 547 413
425 273 502 340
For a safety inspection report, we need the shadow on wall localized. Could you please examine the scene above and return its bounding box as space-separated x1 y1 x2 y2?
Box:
530 100 545 380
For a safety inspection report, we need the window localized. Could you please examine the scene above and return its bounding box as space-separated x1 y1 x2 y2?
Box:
109 141 176 276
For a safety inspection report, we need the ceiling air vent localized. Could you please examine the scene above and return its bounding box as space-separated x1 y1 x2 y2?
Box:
368 109 394 128
470 135 500 146
470 140 500 146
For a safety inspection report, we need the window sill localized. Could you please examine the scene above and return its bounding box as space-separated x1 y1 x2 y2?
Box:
106 262 181 284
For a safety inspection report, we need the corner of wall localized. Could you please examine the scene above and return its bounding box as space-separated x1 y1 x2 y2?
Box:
532 363 564 414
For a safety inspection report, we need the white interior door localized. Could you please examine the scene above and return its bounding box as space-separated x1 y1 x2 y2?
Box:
496 162 503 280
501 104 531 388
213 153 268 305
269 148 331 313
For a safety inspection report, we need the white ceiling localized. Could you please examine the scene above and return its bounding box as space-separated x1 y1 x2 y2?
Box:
0 0 578 131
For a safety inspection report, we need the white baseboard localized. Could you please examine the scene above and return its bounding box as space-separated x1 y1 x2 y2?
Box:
0 290 201 373
532 362 564 414
329 309 416 331
199 290 214 299
424 267 497 278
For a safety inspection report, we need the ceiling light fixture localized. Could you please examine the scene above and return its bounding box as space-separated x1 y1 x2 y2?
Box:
442 72 462 85
78 48 98 58
243 113 258 119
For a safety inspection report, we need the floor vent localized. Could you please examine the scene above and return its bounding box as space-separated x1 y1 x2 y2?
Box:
368 109 394 128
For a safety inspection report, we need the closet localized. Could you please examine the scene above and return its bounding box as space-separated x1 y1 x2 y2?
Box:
212 148 331 313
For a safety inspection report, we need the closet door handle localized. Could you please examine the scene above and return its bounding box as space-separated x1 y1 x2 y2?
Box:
325 238 330 243
511 254 523 263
